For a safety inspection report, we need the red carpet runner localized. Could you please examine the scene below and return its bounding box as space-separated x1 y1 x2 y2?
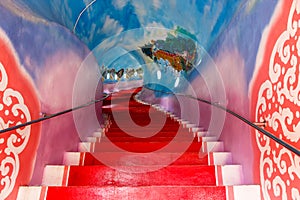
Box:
17 88 260 200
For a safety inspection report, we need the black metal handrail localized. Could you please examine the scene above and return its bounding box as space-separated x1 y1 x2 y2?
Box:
143 86 300 156
0 93 110 134
1 85 299 156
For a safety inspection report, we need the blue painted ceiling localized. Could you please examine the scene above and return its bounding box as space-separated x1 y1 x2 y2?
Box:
7 0 248 86
14 0 245 51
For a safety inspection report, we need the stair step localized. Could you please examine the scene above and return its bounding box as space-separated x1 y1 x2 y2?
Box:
107 119 179 124
17 185 261 200
78 141 224 153
84 136 216 143
202 141 224 152
17 186 226 200
87 136 193 142
105 127 184 133
42 165 216 187
103 129 192 134
78 140 224 153
102 131 200 138
101 130 208 139
107 120 195 126
42 165 243 187
64 151 232 166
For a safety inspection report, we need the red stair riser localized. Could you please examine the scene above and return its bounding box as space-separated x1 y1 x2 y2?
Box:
45 186 226 200
66 165 216 187
106 123 180 128
84 141 202 153
103 128 192 134
71 152 209 166
102 133 193 139
101 136 198 142
106 130 183 134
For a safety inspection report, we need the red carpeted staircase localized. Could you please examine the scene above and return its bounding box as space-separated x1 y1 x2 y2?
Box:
17 88 261 200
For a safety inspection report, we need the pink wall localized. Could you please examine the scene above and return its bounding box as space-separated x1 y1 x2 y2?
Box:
0 7 104 198
31 46 103 185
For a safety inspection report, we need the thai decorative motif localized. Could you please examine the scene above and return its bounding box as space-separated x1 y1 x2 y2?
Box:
0 62 32 199
255 1 300 199
0 29 40 199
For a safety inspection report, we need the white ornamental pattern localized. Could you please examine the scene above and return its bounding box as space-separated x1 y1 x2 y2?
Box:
0 62 31 199
255 0 300 199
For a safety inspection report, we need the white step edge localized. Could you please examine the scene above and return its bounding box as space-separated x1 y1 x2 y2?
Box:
201 136 218 142
96 127 104 132
215 165 244 186
79 141 223 153
202 141 224 152
63 152 85 166
16 184 261 200
63 151 232 166
193 131 209 141
151 104 160 109
85 136 101 143
208 152 232 165
178 120 189 125
17 186 48 200
78 142 94 152
173 116 179 121
189 127 204 133
166 111 173 116
157 107 165 112
92 131 103 137
169 114 176 118
85 136 217 143
42 166 69 186
195 131 208 137
226 185 261 200
186 123 197 128
175 118 182 122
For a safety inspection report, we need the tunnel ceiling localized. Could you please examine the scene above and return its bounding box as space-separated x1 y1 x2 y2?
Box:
1 0 247 85
9 0 245 51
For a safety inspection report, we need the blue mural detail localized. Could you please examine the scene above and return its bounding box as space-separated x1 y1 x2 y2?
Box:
1 0 277 92
210 0 277 85
8 0 248 94
16 0 243 51
0 5 89 81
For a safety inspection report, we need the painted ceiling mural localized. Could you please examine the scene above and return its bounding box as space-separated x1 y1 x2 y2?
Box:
12 0 241 49
10 0 244 89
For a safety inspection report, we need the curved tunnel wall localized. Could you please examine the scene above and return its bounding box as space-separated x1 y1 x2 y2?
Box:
0 1 300 200
0 4 103 199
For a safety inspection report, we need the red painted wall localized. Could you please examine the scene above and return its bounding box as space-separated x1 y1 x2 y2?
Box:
250 0 300 199
0 29 41 200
